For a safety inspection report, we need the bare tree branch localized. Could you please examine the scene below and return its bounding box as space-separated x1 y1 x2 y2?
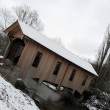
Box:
0 8 15 31
96 26 110 74
95 25 110 86
13 4 44 31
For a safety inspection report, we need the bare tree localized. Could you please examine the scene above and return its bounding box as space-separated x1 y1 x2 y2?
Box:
51 37 65 47
0 8 14 55
0 5 44 31
96 26 110 74
13 4 44 31
0 33 9 55
94 26 110 89
0 8 15 31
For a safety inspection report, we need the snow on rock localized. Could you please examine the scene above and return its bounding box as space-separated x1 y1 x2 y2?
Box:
0 75 39 110
0 56 3 59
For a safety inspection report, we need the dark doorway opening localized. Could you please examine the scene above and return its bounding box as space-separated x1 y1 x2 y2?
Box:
6 39 25 65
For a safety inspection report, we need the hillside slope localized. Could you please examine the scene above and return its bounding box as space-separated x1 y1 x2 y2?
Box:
0 75 39 110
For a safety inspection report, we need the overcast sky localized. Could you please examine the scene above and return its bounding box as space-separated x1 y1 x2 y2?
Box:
0 0 110 61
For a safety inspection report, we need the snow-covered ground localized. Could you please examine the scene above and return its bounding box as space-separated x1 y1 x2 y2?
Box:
0 75 39 110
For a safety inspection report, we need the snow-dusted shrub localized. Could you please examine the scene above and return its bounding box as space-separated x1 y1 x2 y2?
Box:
83 88 110 110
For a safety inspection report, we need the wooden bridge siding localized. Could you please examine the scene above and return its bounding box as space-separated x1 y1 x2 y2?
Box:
23 42 41 78
61 64 77 88
81 74 93 93
38 52 58 83
44 56 69 85
22 41 41 78
55 60 69 85
31 44 53 81
17 39 92 93
24 41 68 85
71 69 93 94
61 64 93 94
73 69 87 94
44 54 58 81
11 25 23 38
18 39 68 85
24 42 55 79
44 56 63 83
17 40 38 78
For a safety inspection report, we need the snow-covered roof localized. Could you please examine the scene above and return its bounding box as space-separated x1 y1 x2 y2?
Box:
9 20 97 76
18 20 98 76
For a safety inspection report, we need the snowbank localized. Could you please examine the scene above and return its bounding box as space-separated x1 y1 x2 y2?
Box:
0 75 39 110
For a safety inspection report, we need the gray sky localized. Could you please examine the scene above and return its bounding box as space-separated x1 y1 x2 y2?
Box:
0 0 110 61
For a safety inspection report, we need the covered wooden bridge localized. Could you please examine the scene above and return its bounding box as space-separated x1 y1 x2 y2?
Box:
4 20 98 94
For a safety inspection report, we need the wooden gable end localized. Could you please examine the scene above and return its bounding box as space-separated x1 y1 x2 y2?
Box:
4 21 23 39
